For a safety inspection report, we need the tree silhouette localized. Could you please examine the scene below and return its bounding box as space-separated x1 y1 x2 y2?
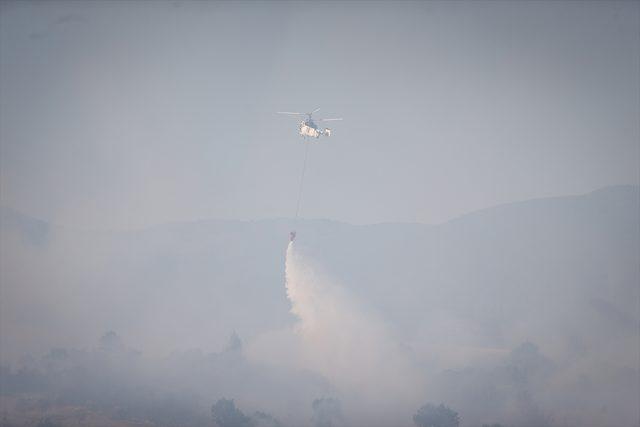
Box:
211 398 254 427
311 397 342 427
413 403 459 427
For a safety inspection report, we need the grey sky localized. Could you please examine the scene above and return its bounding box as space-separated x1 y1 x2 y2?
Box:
1 1 638 229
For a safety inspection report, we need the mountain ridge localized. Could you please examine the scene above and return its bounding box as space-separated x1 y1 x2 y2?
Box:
2 185 637 234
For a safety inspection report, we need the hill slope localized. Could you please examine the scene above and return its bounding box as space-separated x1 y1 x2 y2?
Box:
1 186 638 426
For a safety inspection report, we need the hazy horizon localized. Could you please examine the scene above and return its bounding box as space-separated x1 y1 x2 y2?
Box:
0 184 637 231
1 185 638 427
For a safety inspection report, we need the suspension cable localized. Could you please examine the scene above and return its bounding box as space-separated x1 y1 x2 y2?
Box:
294 142 310 219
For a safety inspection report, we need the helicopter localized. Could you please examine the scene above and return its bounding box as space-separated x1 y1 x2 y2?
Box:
277 108 342 139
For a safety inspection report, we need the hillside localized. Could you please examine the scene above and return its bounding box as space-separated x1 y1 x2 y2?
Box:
1 186 638 426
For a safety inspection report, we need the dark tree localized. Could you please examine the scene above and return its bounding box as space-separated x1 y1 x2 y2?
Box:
36 419 63 427
212 398 254 427
99 331 122 349
225 331 243 353
311 397 342 427
413 403 460 427
253 410 283 427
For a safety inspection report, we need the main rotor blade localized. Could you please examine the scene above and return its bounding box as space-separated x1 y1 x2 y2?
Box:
311 108 321 114
277 111 304 115
318 118 343 121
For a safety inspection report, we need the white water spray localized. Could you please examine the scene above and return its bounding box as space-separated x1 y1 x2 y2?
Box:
284 242 424 418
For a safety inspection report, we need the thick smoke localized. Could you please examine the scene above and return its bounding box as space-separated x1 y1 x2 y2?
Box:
1 187 638 426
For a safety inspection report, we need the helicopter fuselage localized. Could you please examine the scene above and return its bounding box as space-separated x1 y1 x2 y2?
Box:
299 120 330 138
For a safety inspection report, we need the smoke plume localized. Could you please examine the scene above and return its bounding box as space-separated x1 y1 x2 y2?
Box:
284 242 424 423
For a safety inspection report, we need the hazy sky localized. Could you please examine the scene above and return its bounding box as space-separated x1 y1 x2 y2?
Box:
1 1 638 229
